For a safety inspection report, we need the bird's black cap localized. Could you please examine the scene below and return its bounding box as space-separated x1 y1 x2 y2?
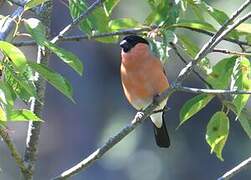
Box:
120 35 149 52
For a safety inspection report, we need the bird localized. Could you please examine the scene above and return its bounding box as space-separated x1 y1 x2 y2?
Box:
119 35 170 148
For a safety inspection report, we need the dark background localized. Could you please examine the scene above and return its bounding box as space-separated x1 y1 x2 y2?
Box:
0 0 251 179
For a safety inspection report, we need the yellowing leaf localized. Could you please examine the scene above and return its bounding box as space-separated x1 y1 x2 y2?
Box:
206 111 229 161
231 56 251 116
0 41 27 72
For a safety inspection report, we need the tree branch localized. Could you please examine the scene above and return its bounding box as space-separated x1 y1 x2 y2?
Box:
169 42 213 88
52 87 175 180
212 48 251 56
8 0 25 7
218 156 251 180
51 0 104 44
176 86 251 94
23 2 53 180
176 10 251 83
0 0 32 178
0 0 27 40
13 27 152 46
0 127 31 177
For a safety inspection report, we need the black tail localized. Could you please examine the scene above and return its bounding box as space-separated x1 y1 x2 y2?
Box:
153 118 170 148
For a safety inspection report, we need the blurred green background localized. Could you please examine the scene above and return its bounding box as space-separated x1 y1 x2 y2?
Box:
0 0 251 179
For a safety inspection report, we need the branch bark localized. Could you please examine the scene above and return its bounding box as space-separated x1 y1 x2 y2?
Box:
13 27 152 46
0 0 31 178
212 48 251 56
176 86 251 95
218 156 251 180
0 127 30 177
0 0 27 40
52 87 175 180
51 0 104 44
23 1 53 180
176 11 251 83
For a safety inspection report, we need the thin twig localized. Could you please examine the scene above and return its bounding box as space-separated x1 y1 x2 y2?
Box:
218 156 251 180
8 0 25 7
176 86 251 94
13 27 151 46
51 0 103 44
169 42 213 88
175 26 250 47
0 0 32 178
23 1 53 180
176 11 251 83
0 127 31 176
212 48 251 56
0 0 28 40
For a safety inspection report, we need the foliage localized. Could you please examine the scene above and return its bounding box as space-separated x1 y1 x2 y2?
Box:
1 0 251 162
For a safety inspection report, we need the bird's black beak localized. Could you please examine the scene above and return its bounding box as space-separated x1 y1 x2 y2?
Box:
120 40 131 52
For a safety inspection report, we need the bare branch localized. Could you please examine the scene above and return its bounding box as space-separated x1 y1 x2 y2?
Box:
176 86 251 95
176 7 251 83
13 27 152 46
212 48 251 56
23 1 53 179
8 0 25 7
52 87 175 180
218 157 251 180
51 0 103 44
13 26 250 47
169 42 213 88
0 127 31 177
0 2 26 40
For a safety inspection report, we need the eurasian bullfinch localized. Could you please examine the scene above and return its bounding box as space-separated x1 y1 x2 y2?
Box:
120 35 170 148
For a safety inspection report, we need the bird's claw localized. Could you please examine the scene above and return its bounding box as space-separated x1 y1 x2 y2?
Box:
132 111 144 124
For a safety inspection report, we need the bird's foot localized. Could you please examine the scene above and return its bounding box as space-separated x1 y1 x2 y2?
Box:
132 111 144 124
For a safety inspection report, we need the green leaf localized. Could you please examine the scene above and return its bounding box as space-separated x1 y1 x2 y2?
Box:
4 64 37 101
206 111 229 161
24 18 47 46
227 103 251 139
236 108 251 139
145 0 180 26
0 106 7 121
179 94 215 126
0 81 14 108
173 21 216 33
230 56 251 115
0 81 14 119
187 0 238 39
148 30 176 64
207 56 238 89
24 0 49 10
69 0 117 43
103 0 120 15
0 41 27 72
109 18 141 31
200 2 228 25
24 18 83 75
44 41 83 75
9 109 41 121
236 23 251 35
29 62 74 102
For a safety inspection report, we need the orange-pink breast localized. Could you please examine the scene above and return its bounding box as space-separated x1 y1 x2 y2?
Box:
120 43 169 110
